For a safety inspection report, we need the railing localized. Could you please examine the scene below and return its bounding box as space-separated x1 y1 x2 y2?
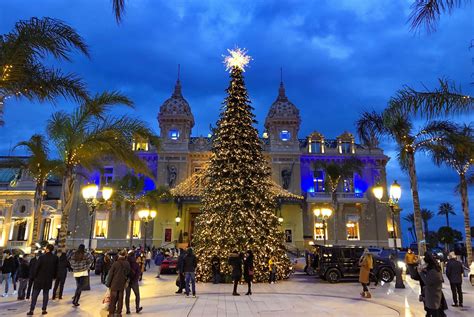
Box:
306 192 366 200
8 240 28 248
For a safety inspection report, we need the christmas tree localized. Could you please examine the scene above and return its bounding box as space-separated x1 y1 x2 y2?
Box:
193 48 291 282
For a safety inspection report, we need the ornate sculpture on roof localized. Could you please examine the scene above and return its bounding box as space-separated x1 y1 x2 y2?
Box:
265 81 301 127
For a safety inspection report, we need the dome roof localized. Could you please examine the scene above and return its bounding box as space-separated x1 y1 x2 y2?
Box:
158 79 194 126
265 82 300 129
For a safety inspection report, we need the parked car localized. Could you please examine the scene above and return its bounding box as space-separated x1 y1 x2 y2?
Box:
316 245 395 284
161 256 178 273
367 247 383 256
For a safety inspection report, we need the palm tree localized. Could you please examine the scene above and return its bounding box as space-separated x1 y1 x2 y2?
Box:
403 212 417 241
13 135 62 249
0 17 89 126
409 0 471 33
437 202 456 227
421 208 435 234
357 108 455 255
312 157 363 243
424 124 474 265
47 92 157 249
113 0 126 23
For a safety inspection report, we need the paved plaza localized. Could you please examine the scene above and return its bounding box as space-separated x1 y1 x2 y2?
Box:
0 265 472 317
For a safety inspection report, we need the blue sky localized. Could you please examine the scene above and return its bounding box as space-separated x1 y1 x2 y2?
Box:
0 0 473 243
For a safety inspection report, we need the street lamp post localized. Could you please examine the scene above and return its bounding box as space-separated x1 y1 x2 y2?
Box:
373 180 404 289
313 207 333 246
81 184 113 251
138 209 156 250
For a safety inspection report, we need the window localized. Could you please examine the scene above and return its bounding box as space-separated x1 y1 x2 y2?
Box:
168 129 180 140
343 178 353 192
313 170 325 192
164 228 172 242
340 142 352 154
101 167 114 185
16 220 27 241
346 215 360 240
309 141 323 154
131 220 141 238
42 218 51 241
94 213 108 238
314 223 326 240
285 229 292 243
280 130 291 141
132 141 149 151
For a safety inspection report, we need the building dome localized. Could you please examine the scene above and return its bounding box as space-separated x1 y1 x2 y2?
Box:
265 82 300 129
158 79 195 127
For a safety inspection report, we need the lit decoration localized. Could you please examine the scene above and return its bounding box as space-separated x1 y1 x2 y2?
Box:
223 47 252 72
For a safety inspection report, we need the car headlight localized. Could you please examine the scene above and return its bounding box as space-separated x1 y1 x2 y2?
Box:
397 261 406 271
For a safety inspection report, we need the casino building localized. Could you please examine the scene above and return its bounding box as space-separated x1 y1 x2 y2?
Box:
0 77 396 253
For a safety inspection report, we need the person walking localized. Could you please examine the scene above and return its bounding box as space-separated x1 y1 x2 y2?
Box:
125 251 143 314
154 251 164 278
228 251 242 296
26 251 41 300
145 249 152 271
244 250 254 295
106 249 131 317
405 248 418 279
52 249 70 300
27 244 58 316
268 256 277 284
68 244 94 307
136 252 145 280
16 256 29 300
211 255 220 284
358 248 373 298
446 252 464 307
175 249 186 294
11 254 19 296
183 247 197 297
1 250 16 297
418 252 446 317
101 253 112 285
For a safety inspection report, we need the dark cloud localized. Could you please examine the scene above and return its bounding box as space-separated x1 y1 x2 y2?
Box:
1 0 472 239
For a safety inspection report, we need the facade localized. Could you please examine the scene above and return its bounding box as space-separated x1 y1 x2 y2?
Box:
0 78 397 253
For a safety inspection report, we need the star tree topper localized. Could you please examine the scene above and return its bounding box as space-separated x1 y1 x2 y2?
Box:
223 47 252 72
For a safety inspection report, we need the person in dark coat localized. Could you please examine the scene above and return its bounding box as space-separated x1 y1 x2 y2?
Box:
125 252 143 314
102 253 112 284
418 252 446 317
1 249 16 297
26 251 41 300
211 255 221 284
106 249 131 316
16 256 29 300
243 250 254 295
228 251 242 296
52 250 70 300
68 244 94 307
446 252 464 307
175 249 186 294
27 244 58 316
183 247 197 297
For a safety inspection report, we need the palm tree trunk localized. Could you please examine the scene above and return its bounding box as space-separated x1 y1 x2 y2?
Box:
407 152 425 255
446 213 450 228
58 169 76 250
129 203 136 249
0 95 5 126
460 173 472 265
30 181 44 250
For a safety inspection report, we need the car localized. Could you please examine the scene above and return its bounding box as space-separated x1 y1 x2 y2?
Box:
315 245 395 284
161 256 178 273
367 247 383 256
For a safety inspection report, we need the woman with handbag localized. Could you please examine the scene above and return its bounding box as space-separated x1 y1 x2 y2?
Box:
244 250 254 295
68 244 94 307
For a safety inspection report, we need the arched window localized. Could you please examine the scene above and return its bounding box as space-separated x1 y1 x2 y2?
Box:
280 130 291 141
168 129 180 140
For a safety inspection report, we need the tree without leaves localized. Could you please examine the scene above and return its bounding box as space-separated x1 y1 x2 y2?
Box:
437 202 456 228
357 106 456 256
47 91 158 250
0 17 89 126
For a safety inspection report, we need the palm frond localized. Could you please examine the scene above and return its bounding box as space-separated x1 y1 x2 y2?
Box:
356 111 385 146
112 0 126 24
408 0 467 33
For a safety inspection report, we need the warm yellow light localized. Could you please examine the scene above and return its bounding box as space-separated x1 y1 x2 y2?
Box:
321 208 333 218
138 209 150 219
278 217 284 223
102 186 113 201
175 216 181 223
82 184 98 200
372 184 384 201
56 224 61 229
313 208 321 217
223 47 251 72
390 180 401 203
150 210 157 219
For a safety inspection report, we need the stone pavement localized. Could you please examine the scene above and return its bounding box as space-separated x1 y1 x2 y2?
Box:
0 267 472 316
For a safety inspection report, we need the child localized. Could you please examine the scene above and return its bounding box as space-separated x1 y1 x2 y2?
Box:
269 257 277 284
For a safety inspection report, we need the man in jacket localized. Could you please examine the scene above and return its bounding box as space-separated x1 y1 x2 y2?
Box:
175 249 186 294
52 249 70 300
125 251 143 314
16 255 29 300
26 251 41 300
228 251 242 296
27 244 58 315
183 248 197 297
106 249 131 316
1 250 16 297
446 252 464 307
154 251 165 278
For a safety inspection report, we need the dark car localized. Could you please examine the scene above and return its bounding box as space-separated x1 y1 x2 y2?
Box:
316 245 395 284
161 256 178 273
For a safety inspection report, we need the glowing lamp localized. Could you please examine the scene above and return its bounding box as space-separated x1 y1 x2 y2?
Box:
56 224 61 230
321 208 332 218
278 217 284 223
150 210 157 219
138 209 150 219
175 216 181 223
82 184 98 200
389 180 401 203
102 186 113 201
313 208 321 217
372 183 384 201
